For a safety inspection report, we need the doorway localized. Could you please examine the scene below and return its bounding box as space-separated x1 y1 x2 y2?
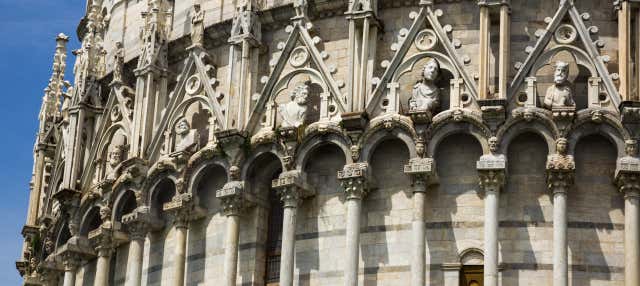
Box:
460 265 483 286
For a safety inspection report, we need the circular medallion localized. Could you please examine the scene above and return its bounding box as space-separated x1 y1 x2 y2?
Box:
185 75 202 95
289 47 310 68
415 29 438 51
554 24 577 44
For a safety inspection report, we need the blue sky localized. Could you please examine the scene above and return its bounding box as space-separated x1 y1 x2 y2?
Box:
0 1 84 284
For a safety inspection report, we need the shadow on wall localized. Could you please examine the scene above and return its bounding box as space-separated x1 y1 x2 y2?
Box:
186 164 227 285
297 143 346 286
502 132 548 284
363 138 410 286
145 178 175 285
570 135 620 284
429 133 483 285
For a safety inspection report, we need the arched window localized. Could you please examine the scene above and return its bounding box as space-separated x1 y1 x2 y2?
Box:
264 188 284 285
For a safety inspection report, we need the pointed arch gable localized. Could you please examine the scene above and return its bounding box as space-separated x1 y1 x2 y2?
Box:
147 49 223 159
246 18 345 133
509 0 621 108
367 4 477 115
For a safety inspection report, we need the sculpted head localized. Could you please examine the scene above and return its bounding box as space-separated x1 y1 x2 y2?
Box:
626 140 638 157
489 136 499 153
422 58 440 81
556 138 568 155
553 61 569 85
291 83 309 106
99 205 111 222
175 118 191 136
108 146 123 168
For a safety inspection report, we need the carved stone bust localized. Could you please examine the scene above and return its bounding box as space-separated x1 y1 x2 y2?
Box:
278 83 309 128
174 118 198 153
543 61 575 109
547 138 575 170
409 58 440 113
108 145 124 169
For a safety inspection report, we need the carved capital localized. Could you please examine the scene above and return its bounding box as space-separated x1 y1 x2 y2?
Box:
163 193 206 227
122 207 158 241
88 225 126 257
546 154 575 194
216 180 255 216
60 253 81 272
272 170 315 208
615 155 640 197
477 153 506 193
338 163 372 200
404 157 436 193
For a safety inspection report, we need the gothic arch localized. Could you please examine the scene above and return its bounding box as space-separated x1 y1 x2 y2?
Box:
567 121 627 157
295 130 352 170
111 189 137 223
427 119 490 157
78 205 101 237
497 120 557 155
242 145 285 181
188 157 229 194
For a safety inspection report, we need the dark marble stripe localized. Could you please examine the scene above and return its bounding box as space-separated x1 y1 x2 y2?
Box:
292 221 623 242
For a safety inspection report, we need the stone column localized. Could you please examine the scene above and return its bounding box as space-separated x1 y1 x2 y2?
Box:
546 142 575 286
338 163 372 286
61 255 80 286
615 145 640 286
217 180 255 286
94 247 113 286
164 193 205 286
477 153 506 286
404 157 436 286
272 170 315 286
122 208 154 286
173 219 188 286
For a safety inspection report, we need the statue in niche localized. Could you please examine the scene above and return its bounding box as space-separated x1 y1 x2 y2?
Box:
112 42 124 83
543 61 575 109
191 3 205 47
409 58 440 113
174 118 198 153
105 143 125 180
278 83 309 128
